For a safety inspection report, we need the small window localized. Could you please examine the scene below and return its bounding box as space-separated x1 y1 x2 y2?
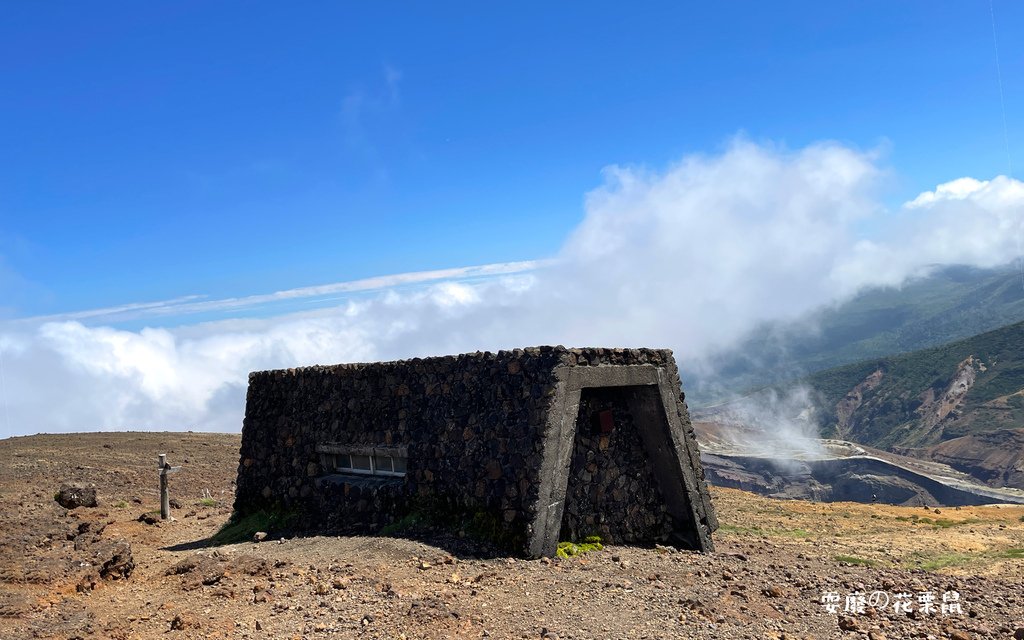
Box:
319 444 407 478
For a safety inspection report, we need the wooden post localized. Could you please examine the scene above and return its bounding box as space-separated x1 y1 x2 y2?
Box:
157 454 181 520
159 453 169 519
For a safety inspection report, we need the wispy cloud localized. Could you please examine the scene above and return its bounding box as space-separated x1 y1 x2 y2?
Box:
341 63 404 164
17 260 545 326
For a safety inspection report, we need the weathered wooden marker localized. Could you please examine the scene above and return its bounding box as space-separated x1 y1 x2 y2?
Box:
158 453 181 520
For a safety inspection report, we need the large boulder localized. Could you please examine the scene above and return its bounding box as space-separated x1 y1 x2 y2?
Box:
55 484 97 509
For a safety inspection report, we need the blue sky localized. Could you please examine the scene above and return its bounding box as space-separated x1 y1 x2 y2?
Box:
3 2 1024 436
2 1 1022 321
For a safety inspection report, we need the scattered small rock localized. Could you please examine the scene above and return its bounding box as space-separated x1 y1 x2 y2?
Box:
169 613 199 631
76 573 98 593
97 540 134 580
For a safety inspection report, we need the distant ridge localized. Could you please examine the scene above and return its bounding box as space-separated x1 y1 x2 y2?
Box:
691 262 1024 402
807 318 1024 451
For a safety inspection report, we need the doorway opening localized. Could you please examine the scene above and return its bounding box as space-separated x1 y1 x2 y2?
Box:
559 385 699 549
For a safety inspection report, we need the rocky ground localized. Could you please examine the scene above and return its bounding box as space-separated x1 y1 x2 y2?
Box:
0 432 1022 640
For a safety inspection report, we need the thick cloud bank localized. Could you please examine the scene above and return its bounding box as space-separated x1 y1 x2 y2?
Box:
1 139 1021 437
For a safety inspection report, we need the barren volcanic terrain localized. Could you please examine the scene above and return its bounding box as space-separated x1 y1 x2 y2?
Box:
1 432 1022 640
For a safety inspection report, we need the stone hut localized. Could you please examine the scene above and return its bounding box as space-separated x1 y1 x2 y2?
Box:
233 346 717 557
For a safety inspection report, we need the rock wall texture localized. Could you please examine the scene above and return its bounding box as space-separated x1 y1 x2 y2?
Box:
234 346 717 557
561 387 675 544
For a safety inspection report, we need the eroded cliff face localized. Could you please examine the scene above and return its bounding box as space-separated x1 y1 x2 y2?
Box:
921 429 1024 489
822 355 993 450
914 356 978 438
808 350 1024 488
834 368 884 440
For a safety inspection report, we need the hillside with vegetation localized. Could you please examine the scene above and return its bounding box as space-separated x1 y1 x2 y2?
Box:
807 318 1024 450
693 263 1024 402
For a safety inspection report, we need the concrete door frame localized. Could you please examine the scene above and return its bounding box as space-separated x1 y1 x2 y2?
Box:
528 364 716 557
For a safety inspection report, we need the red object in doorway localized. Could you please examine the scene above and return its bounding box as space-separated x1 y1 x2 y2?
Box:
591 409 615 435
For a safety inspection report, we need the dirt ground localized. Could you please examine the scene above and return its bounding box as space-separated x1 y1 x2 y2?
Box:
0 432 1021 640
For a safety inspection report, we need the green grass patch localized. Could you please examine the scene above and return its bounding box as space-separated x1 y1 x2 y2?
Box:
198 498 218 507
833 555 877 567
380 511 431 535
905 547 1024 571
718 523 812 538
113 500 128 509
931 518 982 529
908 552 976 571
899 516 982 529
211 509 296 545
556 536 604 559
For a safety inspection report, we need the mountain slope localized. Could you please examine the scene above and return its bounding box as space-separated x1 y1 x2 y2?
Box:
692 263 1024 402
807 319 1024 451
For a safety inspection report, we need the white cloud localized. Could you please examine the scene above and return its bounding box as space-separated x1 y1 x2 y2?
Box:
1 138 1022 438
905 177 990 208
833 174 1024 290
18 260 543 325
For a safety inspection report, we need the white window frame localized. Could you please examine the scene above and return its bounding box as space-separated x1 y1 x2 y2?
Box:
372 453 408 477
317 444 407 478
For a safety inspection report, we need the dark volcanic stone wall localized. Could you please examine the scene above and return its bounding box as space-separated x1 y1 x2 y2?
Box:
234 346 711 555
561 387 674 543
235 347 566 547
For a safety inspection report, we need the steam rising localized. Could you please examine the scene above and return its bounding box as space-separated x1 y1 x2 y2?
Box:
695 386 825 460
